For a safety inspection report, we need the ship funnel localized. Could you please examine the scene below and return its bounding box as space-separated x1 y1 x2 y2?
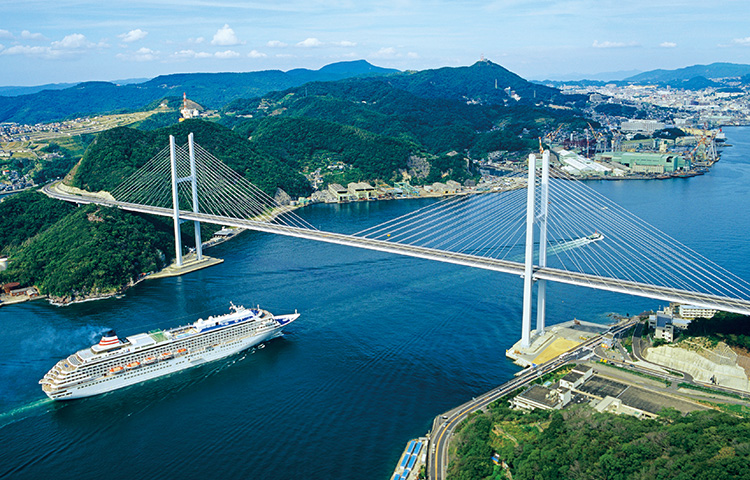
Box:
98 330 120 348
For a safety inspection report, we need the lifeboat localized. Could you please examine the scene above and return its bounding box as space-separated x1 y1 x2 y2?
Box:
110 366 124 374
176 348 187 356
143 357 156 365
125 361 141 370
161 352 173 359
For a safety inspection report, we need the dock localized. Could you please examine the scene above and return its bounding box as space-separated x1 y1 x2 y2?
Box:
390 437 428 480
146 253 223 279
505 319 611 368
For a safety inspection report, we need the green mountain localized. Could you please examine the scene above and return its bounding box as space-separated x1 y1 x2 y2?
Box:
387 60 576 106
224 62 590 166
625 62 750 83
72 119 312 198
0 60 398 124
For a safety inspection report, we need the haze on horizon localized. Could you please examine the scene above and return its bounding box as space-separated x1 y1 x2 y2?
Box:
1 0 749 86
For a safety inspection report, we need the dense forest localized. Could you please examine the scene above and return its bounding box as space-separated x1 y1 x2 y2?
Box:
682 312 750 350
71 119 312 198
0 192 174 298
219 61 590 185
0 190 74 254
449 399 750 480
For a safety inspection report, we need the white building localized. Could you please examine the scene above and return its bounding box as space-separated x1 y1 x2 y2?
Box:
620 119 665 134
555 149 611 176
678 305 718 320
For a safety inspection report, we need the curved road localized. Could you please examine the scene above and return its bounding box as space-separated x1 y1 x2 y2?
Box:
427 320 636 480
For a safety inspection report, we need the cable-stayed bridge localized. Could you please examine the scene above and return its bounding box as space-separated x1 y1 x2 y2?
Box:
44 134 750 347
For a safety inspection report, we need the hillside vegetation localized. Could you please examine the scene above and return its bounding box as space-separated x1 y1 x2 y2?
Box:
223 61 590 185
450 400 750 480
0 192 173 298
72 120 311 198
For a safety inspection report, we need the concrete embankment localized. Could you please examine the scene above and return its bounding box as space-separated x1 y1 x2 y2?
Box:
645 341 750 392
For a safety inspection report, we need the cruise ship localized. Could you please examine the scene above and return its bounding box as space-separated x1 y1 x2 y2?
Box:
40 304 299 400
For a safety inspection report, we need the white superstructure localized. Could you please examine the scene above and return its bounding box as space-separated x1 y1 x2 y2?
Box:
40 304 299 400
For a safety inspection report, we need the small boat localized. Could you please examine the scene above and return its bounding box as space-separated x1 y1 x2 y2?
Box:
143 357 156 365
110 366 124 375
161 352 173 359
176 348 187 356
586 231 604 241
257 343 265 349
125 362 141 370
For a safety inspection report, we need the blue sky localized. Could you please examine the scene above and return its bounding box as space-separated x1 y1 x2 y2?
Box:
1 0 749 85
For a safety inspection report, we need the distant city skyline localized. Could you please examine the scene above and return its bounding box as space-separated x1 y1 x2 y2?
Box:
1 0 749 86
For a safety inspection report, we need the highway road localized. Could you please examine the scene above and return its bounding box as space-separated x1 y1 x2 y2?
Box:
427 320 636 480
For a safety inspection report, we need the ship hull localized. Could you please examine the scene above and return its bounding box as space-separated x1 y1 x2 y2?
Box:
41 308 298 401
49 328 280 400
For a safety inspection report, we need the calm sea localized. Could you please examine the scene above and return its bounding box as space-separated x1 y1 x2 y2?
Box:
1 126 749 480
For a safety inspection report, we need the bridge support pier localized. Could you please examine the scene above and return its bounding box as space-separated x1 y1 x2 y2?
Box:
521 154 536 348
188 133 203 261
169 135 183 267
169 134 205 267
536 150 550 335
521 151 550 348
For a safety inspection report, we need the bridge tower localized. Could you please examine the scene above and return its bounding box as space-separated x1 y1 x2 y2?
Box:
521 150 550 348
168 133 203 267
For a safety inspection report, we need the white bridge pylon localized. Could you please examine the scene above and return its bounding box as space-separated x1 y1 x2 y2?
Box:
44 134 750 345
521 151 550 348
169 133 202 267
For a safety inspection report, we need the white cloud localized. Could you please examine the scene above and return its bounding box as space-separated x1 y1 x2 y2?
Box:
592 40 638 48
21 30 45 41
732 37 750 46
2 45 50 56
188 37 205 44
117 47 159 61
215 49 240 58
0 29 12 39
267 40 287 48
297 37 323 48
1 33 101 59
370 46 417 60
173 49 212 59
373 47 397 58
248 49 266 58
332 40 356 47
660 42 677 48
53 33 94 50
211 24 242 46
118 29 148 43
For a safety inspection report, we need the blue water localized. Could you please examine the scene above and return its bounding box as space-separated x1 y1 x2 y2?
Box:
1 127 749 479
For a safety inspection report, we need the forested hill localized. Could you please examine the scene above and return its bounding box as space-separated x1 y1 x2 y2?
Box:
0 60 398 124
387 60 575 106
71 120 312 198
625 62 750 83
222 63 591 175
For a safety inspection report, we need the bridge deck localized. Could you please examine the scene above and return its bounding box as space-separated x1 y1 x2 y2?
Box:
42 183 750 316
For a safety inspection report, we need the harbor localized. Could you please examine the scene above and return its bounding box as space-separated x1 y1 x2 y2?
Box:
0 126 749 479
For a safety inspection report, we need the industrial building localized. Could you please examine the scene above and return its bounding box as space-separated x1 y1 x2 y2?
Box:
620 119 665 134
596 152 690 174
327 183 350 202
347 182 375 200
554 149 627 176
